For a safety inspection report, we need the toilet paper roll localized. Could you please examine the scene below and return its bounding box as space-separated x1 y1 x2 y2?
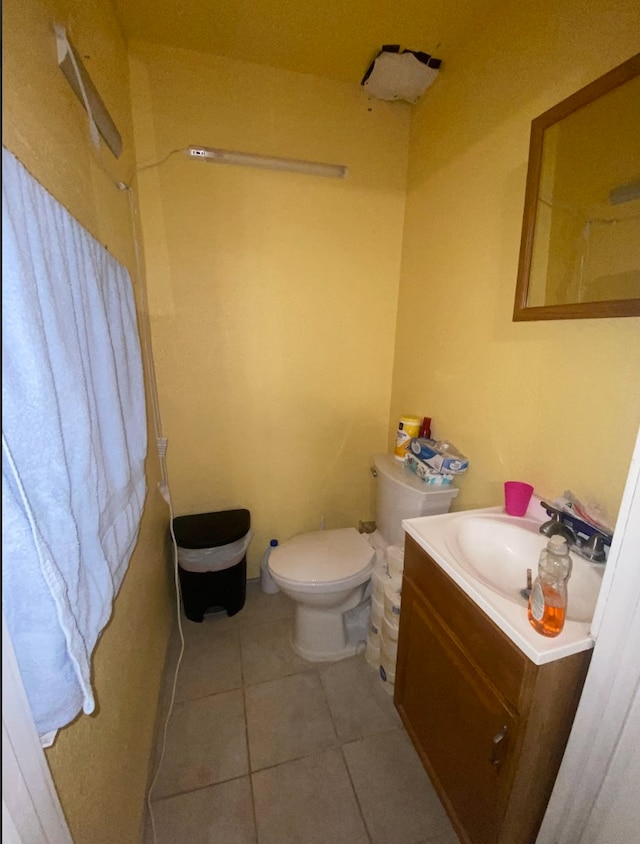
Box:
384 581 402 620
379 646 396 688
365 639 381 669
381 631 398 660
372 564 391 602
386 545 404 578
383 614 400 643
389 572 402 586
371 592 384 621
369 614 382 639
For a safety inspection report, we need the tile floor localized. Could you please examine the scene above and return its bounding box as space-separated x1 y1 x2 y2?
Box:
145 580 459 844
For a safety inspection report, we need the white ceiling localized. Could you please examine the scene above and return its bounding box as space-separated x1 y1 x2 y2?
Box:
113 0 499 85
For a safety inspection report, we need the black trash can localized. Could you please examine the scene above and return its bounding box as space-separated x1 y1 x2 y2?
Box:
173 509 251 622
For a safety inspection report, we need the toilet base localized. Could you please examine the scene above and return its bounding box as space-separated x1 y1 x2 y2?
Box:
292 639 360 662
290 586 366 662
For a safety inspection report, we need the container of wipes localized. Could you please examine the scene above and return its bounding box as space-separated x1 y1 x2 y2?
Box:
394 415 421 460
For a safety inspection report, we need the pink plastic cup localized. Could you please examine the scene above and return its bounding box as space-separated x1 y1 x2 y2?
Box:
504 481 534 516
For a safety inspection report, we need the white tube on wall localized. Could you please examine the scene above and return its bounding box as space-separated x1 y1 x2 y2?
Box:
55 24 122 158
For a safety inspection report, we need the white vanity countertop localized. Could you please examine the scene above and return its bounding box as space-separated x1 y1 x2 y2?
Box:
402 499 599 665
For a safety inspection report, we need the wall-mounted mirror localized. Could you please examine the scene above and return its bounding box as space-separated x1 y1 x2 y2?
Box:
514 54 640 321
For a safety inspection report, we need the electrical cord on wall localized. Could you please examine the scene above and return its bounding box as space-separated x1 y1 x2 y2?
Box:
51 44 188 839
133 148 187 179
145 453 185 844
123 183 186 844
123 185 165 445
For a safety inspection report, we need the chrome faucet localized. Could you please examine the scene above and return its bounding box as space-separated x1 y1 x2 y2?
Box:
579 533 608 563
539 503 608 563
540 514 577 545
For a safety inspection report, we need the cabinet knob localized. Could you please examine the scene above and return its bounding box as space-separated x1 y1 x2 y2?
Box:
490 725 508 770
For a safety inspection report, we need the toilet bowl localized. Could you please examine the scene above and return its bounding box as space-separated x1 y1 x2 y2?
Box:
268 454 459 663
268 528 375 661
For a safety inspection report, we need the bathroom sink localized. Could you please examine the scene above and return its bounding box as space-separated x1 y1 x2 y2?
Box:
402 502 606 664
443 513 604 622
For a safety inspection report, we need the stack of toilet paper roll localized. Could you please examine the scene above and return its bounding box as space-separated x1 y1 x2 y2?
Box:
365 544 404 695
365 564 388 668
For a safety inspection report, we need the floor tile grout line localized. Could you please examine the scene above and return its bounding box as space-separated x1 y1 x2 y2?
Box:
238 615 315 688
237 612 267 842
151 620 249 803
241 586 299 842
338 723 408 751
237 626 259 788
248 727 344 776
158 589 427 836
244 696 403 777
318 655 406 745
241 681 261 842
246 664 344 775
236 610 296 631
150 731 450 840
339 744 374 843
170 619 244 705
153 589 450 841
237 626 257 778
316 662 342 744
242 661 318 691
173 683 244 705
149 770 253 804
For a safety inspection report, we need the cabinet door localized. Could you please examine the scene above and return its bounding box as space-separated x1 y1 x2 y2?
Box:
396 579 517 844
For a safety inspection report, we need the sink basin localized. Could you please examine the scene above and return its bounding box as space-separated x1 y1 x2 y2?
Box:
403 502 604 664
444 513 604 622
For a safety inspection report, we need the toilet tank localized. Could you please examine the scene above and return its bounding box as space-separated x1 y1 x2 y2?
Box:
373 454 459 547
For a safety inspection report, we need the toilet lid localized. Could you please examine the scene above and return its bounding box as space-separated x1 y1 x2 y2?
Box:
269 528 375 584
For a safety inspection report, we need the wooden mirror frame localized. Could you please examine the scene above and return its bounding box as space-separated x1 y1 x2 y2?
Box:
513 53 640 321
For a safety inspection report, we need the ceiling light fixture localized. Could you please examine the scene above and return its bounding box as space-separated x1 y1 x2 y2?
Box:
187 146 348 179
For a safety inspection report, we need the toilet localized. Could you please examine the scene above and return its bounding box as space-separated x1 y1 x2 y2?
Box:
268 453 459 661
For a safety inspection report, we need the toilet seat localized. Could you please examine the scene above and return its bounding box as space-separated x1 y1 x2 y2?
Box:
268 527 375 589
270 566 372 595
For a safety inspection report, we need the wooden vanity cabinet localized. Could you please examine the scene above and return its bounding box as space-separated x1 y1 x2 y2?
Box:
395 535 592 844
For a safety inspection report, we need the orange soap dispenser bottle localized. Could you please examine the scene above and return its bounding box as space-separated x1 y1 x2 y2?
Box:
528 535 572 637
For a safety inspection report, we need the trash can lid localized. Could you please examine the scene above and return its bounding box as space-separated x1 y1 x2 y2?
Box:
173 508 251 549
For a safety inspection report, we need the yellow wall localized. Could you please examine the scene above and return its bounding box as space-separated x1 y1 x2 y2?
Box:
3 0 637 832
129 43 411 575
2 0 173 841
392 0 640 524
